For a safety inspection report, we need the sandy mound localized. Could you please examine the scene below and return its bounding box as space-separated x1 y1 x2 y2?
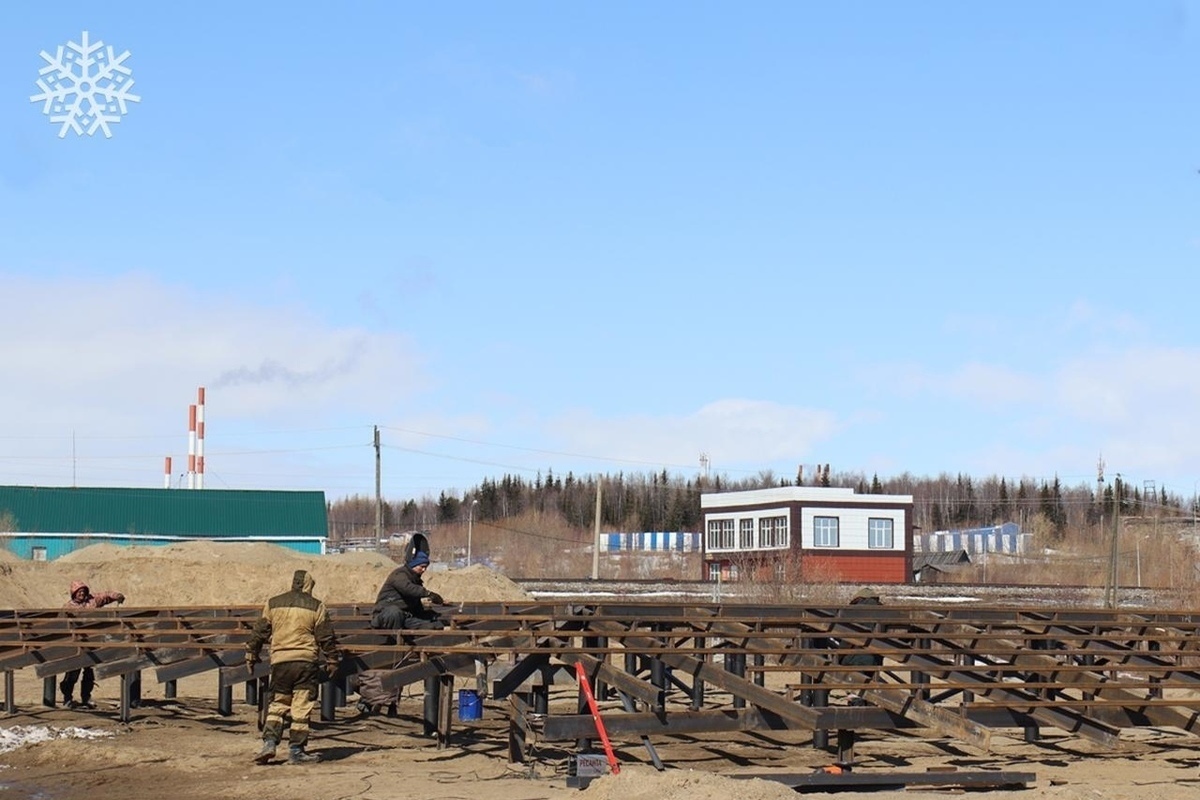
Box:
0 542 530 609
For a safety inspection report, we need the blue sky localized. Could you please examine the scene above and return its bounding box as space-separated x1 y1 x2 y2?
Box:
3 2 1200 502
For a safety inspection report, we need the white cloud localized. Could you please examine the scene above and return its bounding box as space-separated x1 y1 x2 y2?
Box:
547 399 840 471
939 362 1040 407
877 361 1039 407
1055 347 1200 424
0 273 426 490
1061 299 1142 337
0 272 424 420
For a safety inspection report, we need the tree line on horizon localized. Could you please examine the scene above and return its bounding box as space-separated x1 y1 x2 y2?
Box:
325 467 1196 545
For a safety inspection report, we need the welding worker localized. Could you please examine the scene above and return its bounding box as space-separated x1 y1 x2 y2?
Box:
245 569 341 765
369 551 448 631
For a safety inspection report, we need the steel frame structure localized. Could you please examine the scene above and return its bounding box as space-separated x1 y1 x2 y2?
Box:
2 600 1198 782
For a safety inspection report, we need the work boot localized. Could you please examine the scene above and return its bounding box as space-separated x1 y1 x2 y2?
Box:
63 696 80 709
254 739 277 765
79 697 97 710
288 745 319 764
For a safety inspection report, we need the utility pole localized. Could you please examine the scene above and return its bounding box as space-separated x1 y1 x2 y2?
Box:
467 498 479 567
1097 456 1105 597
374 426 382 544
1105 473 1121 609
591 480 602 580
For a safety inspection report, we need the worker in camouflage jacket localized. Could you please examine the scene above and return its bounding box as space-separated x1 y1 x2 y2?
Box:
61 580 125 708
245 569 340 765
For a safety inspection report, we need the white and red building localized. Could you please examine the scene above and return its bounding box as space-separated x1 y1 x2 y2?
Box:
701 486 913 584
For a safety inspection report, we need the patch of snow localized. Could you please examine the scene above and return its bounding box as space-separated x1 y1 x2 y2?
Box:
0 725 113 754
891 594 980 604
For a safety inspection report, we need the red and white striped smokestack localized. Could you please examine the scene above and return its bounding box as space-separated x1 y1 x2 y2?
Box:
164 456 172 489
187 404 197 490
196 387 206 490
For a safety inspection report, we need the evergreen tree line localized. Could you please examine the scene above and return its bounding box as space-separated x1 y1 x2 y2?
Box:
326 467 1196 544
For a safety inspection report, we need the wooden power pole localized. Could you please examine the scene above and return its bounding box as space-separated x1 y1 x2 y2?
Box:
374 425 383 544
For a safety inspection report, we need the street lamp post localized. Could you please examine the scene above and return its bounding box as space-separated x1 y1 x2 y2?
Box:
467 499 479 567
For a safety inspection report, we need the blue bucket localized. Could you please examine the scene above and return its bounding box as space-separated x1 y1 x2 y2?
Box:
458 689 482 721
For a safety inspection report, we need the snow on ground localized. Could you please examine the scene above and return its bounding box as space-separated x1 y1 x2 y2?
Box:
0 725 113 756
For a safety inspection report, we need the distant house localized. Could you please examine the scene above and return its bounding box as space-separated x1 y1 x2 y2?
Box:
603 532 702 553
913 549 972 583
918 522 1028 556
0 485 328 560
700 486 913 584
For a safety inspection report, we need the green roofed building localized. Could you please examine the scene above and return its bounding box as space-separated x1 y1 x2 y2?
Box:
0 485 328 561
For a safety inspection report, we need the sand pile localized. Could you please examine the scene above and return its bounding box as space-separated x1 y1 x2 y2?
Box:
0 541 530 609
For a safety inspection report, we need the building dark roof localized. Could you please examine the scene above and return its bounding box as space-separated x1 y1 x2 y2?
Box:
0 486 327 538
913 550 972 572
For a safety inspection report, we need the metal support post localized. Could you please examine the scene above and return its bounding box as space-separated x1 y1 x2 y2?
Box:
812 689 830 750
437 673 454 748
1024 638 1044 742
1148 640 1163 699
532 680 549 715
726 652 746 709
423 675 440 737
650 658 668 713
576 671 592 751
320 678 335 722
692 636 706 710
836 729 856 766
595 637 609 699
119 673 133 723
217 682 233 716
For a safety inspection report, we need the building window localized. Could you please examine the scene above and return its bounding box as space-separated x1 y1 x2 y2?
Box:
759 515 789 548
739 518 755 549
868 518 894 549
708 562 722 581
813 516 839 548
707 519 735 550
31 546 47 562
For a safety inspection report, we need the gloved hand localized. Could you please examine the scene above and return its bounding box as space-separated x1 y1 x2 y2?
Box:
324 660 339 680
115 593 125 605
428 592 445 606
246 652 261 669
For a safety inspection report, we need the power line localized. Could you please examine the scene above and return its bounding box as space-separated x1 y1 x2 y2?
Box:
380 425 709 472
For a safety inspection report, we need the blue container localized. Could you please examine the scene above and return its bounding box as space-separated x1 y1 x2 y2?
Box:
458 689 482 721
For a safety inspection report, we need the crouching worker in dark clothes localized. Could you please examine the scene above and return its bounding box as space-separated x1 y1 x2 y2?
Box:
369 551 448 631
245 569 341 765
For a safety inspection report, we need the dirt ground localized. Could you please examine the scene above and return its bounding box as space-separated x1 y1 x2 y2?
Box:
1 544 1199 799
3 676 1200 800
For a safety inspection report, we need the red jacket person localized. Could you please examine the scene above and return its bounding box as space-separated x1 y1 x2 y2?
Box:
61 580 125 709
